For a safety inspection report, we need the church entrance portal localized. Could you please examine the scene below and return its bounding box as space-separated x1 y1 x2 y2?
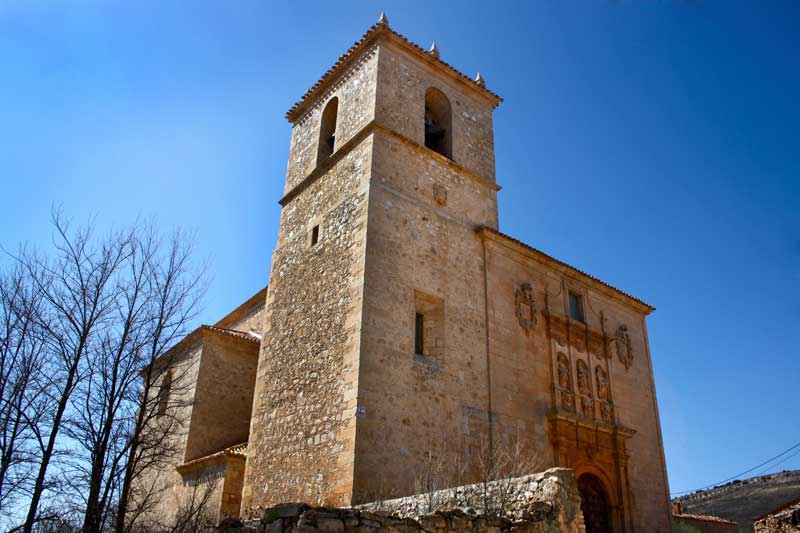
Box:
578 473 612 533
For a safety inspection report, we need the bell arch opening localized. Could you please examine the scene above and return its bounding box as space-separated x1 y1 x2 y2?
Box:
317 97 339 164
424 87 452 159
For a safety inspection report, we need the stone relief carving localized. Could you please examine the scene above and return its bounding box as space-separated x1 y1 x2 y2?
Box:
576 359 592 397
561 391 575 413
595 366 610 400
615 324 634 370
595 365 612 422
599 401 613 422
557 353 575 413
515 283 537 333
557 353 572 390
433 183 448 206
580 396 594 419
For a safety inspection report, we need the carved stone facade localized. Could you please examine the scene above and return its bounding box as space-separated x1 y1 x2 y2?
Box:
134 16 672 533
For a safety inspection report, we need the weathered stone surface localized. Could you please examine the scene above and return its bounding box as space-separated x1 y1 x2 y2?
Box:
238 468 583 532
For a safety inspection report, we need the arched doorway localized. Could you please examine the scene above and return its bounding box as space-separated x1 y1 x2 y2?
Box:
578 473 612 533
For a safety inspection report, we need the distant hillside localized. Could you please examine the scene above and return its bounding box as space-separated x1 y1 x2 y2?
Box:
674 470 800 532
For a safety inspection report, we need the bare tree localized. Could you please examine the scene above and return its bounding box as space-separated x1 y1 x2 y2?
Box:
0 266 49 516
115 231 205 533
18 214 133 533
65 227 204 533
0 212 205 533
475 436 540 515
170 475 219 533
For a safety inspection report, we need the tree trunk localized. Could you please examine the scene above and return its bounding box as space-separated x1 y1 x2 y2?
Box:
22 357 80 533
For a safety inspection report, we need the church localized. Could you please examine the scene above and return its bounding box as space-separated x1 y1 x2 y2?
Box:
136 15 672 533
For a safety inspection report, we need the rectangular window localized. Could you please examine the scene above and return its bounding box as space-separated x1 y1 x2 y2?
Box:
569 291 585 323
157 370 172 416
415 313 425 355
311 225 319 246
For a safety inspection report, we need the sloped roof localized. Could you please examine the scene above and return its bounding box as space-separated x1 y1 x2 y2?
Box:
478 227 654 313
286 17 502 122
176 442 248 473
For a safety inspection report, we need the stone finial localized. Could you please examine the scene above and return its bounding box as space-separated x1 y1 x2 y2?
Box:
475 71 486 87
378 11 389 26
428 42 440 59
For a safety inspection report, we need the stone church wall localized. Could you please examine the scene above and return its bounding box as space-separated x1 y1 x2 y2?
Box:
481 235 672 532
242 136 373 510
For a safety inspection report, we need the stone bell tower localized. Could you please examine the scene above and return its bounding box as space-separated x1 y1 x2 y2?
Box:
242 13 503 510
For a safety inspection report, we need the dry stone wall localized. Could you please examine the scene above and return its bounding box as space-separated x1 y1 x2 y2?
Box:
220 468 583 533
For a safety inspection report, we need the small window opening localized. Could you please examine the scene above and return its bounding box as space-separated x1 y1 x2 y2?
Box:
311 225 320 246
157 370 172 416
569 291 585 324
415 313 425 355
414 291 444 360
424 88 452 159
317 97 339 164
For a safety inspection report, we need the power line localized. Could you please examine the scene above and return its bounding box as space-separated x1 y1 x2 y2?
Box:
671 439 800 496
753 447 800 478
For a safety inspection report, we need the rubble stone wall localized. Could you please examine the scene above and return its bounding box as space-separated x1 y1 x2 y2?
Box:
226 468 584 533
242 138 373 509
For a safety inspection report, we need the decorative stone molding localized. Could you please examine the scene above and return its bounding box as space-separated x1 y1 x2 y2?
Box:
614 325 633 370
576 360 592 397
514 283 537 333
546 312 607 356
556 353 575 413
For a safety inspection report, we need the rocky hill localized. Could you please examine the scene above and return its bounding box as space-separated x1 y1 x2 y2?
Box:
674 470 800 532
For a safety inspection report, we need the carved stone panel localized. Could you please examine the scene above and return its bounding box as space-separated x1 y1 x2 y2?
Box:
595 366 610 401
561 390 576 413
599 401 613 422
614 325 633 370
556 352 575 413
515 283 537 333
580 396 594 419
433 183 447 206
576 359 592 397
557 353 572 390
595 363 614 422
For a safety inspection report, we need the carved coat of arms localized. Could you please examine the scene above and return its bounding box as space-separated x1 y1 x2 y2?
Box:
514 283 537 333
433 184 448 206
615 324 634 370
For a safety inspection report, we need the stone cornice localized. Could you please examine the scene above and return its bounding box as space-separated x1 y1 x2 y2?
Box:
176 442 247 474
548 410 636 439
286 21 502 123
478 227 654 315
278 120 501 207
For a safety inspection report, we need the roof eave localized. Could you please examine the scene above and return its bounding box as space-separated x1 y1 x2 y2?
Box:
285 22 502 123
478 226 655 314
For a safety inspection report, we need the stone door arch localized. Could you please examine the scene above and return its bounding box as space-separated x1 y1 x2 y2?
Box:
578 473 612 533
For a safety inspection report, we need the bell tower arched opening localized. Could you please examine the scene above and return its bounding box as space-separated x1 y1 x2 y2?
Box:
424 87 452 159
317 97 339 164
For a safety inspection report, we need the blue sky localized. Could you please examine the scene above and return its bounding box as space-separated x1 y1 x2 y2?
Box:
1 0 798 498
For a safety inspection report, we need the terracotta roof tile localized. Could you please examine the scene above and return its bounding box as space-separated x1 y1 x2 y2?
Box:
286 20 502 122
176 442 248 473
201 325 261 344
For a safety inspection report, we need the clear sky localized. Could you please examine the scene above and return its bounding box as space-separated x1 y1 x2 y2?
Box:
1 0 798 498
